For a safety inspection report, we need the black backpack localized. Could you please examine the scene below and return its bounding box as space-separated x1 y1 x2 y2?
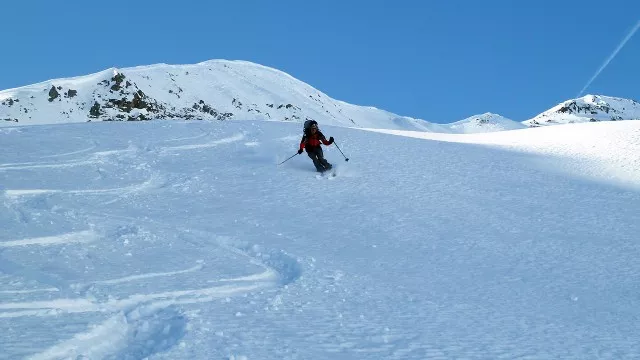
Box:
303 120 318 135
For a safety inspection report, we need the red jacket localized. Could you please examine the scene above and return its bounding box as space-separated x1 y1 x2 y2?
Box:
300 131 331 150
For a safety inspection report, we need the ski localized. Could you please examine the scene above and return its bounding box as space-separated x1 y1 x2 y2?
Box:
316 170 337 179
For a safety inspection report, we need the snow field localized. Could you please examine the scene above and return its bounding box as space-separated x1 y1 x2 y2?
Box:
1 119 639 359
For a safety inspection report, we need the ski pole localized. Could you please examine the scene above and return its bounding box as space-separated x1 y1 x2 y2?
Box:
278 152 298 165
333 141 349 161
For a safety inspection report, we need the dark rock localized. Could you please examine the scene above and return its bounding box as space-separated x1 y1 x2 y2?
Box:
110 72 126 91
89 102 102 118
112 72 125 84
131 92 147 109
109 97 132 113
48 85 60 102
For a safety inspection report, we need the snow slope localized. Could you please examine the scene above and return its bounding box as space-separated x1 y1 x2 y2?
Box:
364 120 640 190
1 119 640 359
523 94 640 126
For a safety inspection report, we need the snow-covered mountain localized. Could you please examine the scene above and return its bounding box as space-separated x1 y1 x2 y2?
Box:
1 60 638 132
523 94 640 127
0 60 433 131
447 112 526 133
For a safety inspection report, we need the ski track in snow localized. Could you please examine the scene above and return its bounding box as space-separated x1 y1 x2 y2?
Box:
3 175 163 199
1 174 167 214
0 288 59 295
0 230 98 248
159 133 245 151
0 127 301 359
0 143 132 172
25 304 188 360
161 131 210 143
39 145 97 159
85 263 205 286
0 158 98 171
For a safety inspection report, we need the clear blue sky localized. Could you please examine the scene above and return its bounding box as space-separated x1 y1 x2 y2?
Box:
1 0 638 122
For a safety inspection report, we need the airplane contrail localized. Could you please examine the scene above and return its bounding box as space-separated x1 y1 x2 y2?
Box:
577 19 640 97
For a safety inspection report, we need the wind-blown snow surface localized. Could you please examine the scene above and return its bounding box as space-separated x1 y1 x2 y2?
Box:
1 120 640 359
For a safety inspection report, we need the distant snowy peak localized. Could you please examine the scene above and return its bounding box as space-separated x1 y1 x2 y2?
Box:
0 60 428 131
448 112 526 133
523 95 640 127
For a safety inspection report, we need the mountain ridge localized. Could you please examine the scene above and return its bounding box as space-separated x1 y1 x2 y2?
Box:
1 60 638 132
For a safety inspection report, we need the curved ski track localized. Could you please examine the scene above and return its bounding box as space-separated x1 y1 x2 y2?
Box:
0 132 302 359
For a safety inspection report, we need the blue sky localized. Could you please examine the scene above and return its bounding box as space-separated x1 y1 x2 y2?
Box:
1 0 638 122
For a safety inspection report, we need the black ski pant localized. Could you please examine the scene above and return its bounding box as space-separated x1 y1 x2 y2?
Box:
306 146 332 172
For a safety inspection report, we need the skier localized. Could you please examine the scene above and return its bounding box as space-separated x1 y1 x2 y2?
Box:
298 120 334 172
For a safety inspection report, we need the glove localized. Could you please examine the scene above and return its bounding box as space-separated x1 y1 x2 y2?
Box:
329 136 334 144
297 149 303 154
